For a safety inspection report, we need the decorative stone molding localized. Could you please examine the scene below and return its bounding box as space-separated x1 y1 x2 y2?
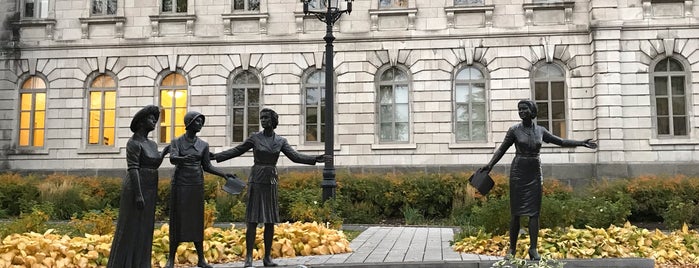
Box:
221 13 269 35
368 8 418 31
294 12 305 33
293 12 339 33
642 0 693 19
149 14 197 37
522 1 574 26
444 5 494 28
460 39 484 66
13 19 57 40
78 16 126 39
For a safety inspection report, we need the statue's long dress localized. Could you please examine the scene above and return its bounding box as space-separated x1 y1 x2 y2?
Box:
498 123 570 217
169 136 214 242
215 131 317 223
108 138 163 268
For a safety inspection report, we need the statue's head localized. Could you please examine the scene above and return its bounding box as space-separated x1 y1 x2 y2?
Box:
184 111 206 130
260 108 279 129
517 99 538 119
130 105 160 133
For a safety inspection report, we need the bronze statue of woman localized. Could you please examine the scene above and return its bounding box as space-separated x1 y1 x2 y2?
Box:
166 111 232 268
213 108 326 268
481 100 596 260
108 105 170 268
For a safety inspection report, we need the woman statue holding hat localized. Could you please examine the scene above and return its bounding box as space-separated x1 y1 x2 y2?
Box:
213 108 327 267
108 105 170 268
481 100 597 260
166 111 232 268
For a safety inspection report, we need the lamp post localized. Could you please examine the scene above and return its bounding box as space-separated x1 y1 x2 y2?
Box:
302 0 352 202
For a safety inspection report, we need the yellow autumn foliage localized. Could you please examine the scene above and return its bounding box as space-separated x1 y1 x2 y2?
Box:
453 222 699 268
0 221 352 268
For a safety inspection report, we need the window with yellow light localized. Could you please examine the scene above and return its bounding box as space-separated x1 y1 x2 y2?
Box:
88 74 117 146
159 73 188 143
19 76 47 147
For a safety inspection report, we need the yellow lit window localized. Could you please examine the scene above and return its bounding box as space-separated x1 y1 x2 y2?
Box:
159 73 188 143
88 74 117 146
19 76 47 147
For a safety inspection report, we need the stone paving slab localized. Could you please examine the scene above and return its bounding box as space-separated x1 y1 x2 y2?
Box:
213 227 493 267
212 227 654 268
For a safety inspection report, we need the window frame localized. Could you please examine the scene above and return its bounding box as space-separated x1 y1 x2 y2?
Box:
453 64 489 142
85 72 118 147
453 0 485 6
21 0 51 19
232 0 260 12
17 74 48 149
90 0 118 16
157 71 189 144
228 69 262 144
302 68 331 144
376 65 411 143
650 56 691 138
378 0 409 8
530 61 568 139
161 0 190 13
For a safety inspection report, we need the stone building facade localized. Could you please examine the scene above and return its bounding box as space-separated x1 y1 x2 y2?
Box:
1 0 698 181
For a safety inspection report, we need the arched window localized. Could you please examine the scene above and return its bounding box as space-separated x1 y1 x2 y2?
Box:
303 70 325 143
652 57 688 136
87 74 117 146
454 66 487 141
19 75 47 147
532 63 566 138
159 73 188 143
231 70 260 142
378 66 409 142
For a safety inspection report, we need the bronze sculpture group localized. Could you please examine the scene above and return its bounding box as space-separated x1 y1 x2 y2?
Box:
110 99 597 267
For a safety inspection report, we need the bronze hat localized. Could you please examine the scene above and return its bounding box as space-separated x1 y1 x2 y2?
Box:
184 111 205 129
130 105 160 133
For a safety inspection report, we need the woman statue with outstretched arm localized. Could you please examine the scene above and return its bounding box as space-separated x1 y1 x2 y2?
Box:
481 100 597 260
212 108 326 268
166 111 234 268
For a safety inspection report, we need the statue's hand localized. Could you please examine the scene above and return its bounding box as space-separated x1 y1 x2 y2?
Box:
161 144 171 157
136 195 145 210
481 164 492 173
583 139 598 149
316 155 331 163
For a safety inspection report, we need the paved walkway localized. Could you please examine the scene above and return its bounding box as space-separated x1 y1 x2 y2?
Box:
213 226 501 267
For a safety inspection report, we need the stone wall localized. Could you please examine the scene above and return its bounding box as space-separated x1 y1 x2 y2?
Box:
1 0 698 180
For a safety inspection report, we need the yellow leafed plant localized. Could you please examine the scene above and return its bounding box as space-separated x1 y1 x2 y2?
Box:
0 222 352 268
453 222 699 268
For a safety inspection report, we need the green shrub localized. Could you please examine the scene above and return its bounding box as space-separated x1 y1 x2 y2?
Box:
662 198 699 230
69 207 117 235
540 196 576 229
469 196 511 234
0 173 40 217
341 201 381 224
572 194 632 228
402 206 426 225
400 173 455 219
591 175 699 226
156 179 172 221
337 173 402 218
1 203 53 238
37 177 88 220
229 200 247 222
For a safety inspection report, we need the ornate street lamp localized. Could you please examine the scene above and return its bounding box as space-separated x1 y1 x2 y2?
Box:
302 0 352 202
